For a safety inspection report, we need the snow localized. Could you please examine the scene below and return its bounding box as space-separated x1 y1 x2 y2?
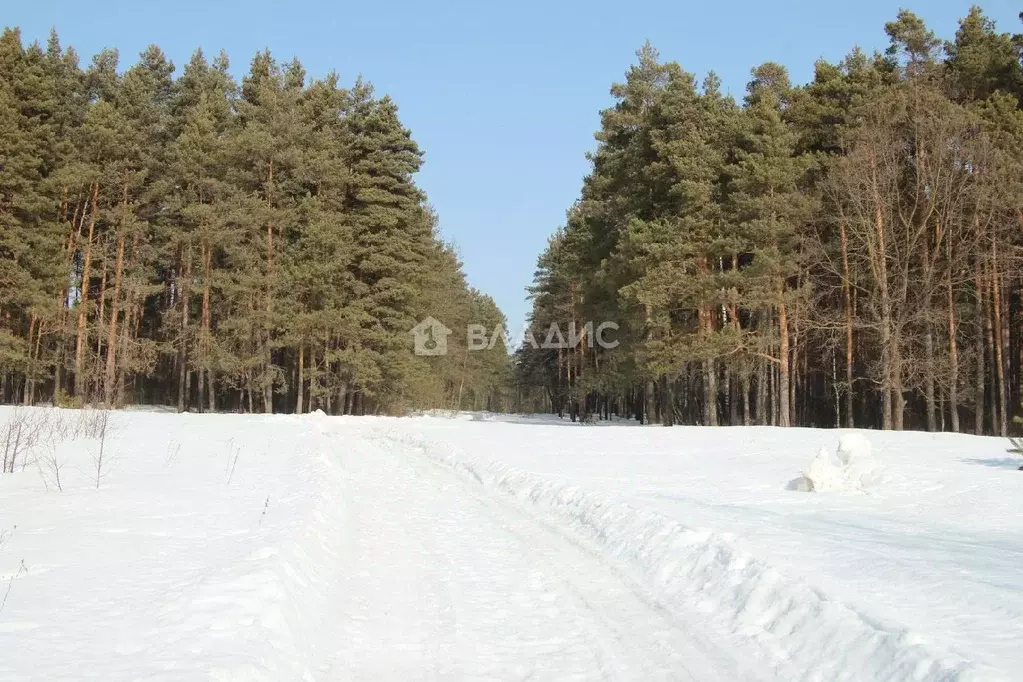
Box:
385 416 1023 680
1 407 1021 680
793 433 883 492
0 408 350 680
836 432 872 465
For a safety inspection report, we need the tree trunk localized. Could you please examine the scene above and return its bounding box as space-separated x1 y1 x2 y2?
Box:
29 318 42 406
196 363 204 414
840 224 855 427
703 358 717 426
207 369 216 412
778 298 791 428
246 370 254 414
755 359 767 425
54 191 85 401
984 266 998 435
103 228 125 406
177 243 192 413
338 381 349 417
185 363 192 411
73 181 99 399
661 375 673 426
699 301 717 426
345 386 355 416
725 366 736 426
832 349 841 427
116 301 134 408
947 264 960 432
742 371 751 426
263 160 275 415
23 315 37 406
296 343 305 415
924 326 937 431
991 252 1007 437
892 333 905 431
201 243 213 412
870 154 893 430
94 242 108 394
975 262 986 435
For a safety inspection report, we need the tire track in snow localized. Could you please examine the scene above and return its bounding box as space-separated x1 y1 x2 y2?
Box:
337 427 625 679
331 433 459 680
348 425 759 681
402 447 730 681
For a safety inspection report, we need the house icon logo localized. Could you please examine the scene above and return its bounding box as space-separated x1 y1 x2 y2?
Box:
410 316 452 356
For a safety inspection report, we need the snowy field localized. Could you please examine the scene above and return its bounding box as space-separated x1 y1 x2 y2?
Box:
0 407 1020 680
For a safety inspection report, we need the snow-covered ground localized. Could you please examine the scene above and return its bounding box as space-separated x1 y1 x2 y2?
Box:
1 407 1020 680
0 408 351 680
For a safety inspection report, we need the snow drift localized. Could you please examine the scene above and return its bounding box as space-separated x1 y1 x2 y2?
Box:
791 432 883 492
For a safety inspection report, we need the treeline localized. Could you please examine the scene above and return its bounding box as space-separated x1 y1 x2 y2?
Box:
0 28 509 414
517 8 1023 433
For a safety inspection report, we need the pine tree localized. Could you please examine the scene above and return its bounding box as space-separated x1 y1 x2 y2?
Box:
727 63 813 427
945 6 1023 103
164 48 236 411
340 80 436 413
0 29 79 404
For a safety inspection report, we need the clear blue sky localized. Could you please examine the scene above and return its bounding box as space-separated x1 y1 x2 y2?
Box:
8 1 1021 329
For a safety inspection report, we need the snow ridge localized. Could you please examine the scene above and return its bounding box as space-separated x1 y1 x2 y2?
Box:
394 429 1002 682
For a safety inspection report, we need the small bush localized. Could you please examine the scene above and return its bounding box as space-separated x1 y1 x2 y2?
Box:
53 390 82 410
1 408 50 474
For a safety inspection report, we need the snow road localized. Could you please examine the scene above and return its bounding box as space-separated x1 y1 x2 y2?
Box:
334 423 751 681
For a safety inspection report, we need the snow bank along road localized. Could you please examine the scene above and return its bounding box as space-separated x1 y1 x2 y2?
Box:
0 408 1019 680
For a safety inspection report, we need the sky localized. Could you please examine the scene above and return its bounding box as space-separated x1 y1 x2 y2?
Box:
7 0 1021 330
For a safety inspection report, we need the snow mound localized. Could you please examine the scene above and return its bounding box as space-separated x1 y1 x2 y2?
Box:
837 431 872 464
800 446 846 491
792 432 882 492
397 431 992 682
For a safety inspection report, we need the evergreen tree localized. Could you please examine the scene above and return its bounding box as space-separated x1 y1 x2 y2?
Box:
340 80 437 412
727 63 813 427
0 27 508 413
518 8 1023 434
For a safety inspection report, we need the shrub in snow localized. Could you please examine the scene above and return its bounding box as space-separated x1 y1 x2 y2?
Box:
791 433 881 492
1 408 51 473
37 440 78 491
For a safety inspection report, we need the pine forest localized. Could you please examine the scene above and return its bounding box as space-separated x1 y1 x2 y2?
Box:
516 8 1023 435
0 29 508 414
4 8 1023 435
